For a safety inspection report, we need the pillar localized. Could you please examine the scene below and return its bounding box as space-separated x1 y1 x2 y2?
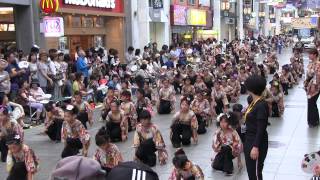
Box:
213 0 221 41
14 5 35 53
237 0 244 40
275 8 281 35
253 0 259 38
264 4 269 36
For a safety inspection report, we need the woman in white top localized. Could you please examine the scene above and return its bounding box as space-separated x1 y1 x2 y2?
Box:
28 52 38 82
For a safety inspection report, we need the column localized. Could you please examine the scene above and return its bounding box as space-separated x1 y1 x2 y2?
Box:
237 0 244 40
14 5 35 53
163 0 170 46
253 0 259 38
264 4 269 36
130 0 140 48
137 0 150 50
213 0 221 41
275 8 281 35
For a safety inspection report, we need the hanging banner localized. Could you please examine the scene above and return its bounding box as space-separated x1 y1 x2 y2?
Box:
43 16 64 37
171 5 187 25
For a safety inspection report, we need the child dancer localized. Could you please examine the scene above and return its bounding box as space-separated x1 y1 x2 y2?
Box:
212 112 242 176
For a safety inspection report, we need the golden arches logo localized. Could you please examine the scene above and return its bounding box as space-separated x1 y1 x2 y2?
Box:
40 0 59 13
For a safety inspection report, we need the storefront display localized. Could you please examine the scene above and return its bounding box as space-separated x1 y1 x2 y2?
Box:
42 16 64 37
187 9 206 26
43 0 125 60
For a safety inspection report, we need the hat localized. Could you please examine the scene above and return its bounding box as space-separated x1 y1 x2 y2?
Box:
51 156 106 180
0 59 8 69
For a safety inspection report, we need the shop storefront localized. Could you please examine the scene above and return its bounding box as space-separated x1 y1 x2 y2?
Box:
41 0 125 60
170 4 212 43
0 0 40 53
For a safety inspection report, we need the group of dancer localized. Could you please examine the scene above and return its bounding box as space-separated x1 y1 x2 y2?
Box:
1 34 316 180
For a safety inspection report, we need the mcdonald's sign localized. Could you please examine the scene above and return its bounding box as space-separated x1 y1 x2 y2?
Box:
40 0 59 13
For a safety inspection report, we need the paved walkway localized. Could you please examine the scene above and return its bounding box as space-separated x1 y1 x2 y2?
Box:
0 48 318 180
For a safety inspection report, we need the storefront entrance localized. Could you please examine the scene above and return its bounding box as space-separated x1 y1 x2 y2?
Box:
69 35 94 57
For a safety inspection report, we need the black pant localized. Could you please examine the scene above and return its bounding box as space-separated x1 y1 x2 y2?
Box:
244 136 268 180
46 119 63 141
215 98 224 115
61 138 83 158
308 93 320 126
196 114 206 134
0 137 8 162
138 138 157 167
173 81 182 94
212 145 234 173
106 121 122 142
171 123 192 146
281 83 289 95
77 111 89 129
7 160 27 180
271 102 280 117
158 100 171 114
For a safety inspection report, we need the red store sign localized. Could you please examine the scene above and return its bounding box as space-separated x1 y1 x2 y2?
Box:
59 0 124 13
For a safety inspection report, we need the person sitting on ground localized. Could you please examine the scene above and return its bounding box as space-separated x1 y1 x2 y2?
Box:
211 112 243 176
61 105 90 158
0 92 26 127
133 109 168 167
120 90 137 131
43 102 64 142
190 90 210 134
105 99 128 142
169 148 204 180
157 78 175 114
6 132 38 180
94 127 123 175
135 88 153 122
171 97 198 148
0 107 24 162
72 91 93 129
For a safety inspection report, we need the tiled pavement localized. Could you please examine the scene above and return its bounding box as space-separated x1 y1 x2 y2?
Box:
0 48 318 180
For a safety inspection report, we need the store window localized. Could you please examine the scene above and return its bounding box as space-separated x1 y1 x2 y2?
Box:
179 0 185 3
0 24 14 31
82 17 94 28
188 0 196 5
95 17 105 28
72 16 81 28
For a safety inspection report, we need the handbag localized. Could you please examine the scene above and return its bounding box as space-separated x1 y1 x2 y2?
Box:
53 72 63 81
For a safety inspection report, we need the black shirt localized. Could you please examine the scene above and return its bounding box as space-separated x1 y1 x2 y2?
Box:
245 100 269 147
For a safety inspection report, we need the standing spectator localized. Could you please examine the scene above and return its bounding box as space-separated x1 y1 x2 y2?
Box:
0 59 10 94
37 51 53 93
143 46 151 60
76 50 90 88
5 52 25 100
125 46 135 65
28 52 38 82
